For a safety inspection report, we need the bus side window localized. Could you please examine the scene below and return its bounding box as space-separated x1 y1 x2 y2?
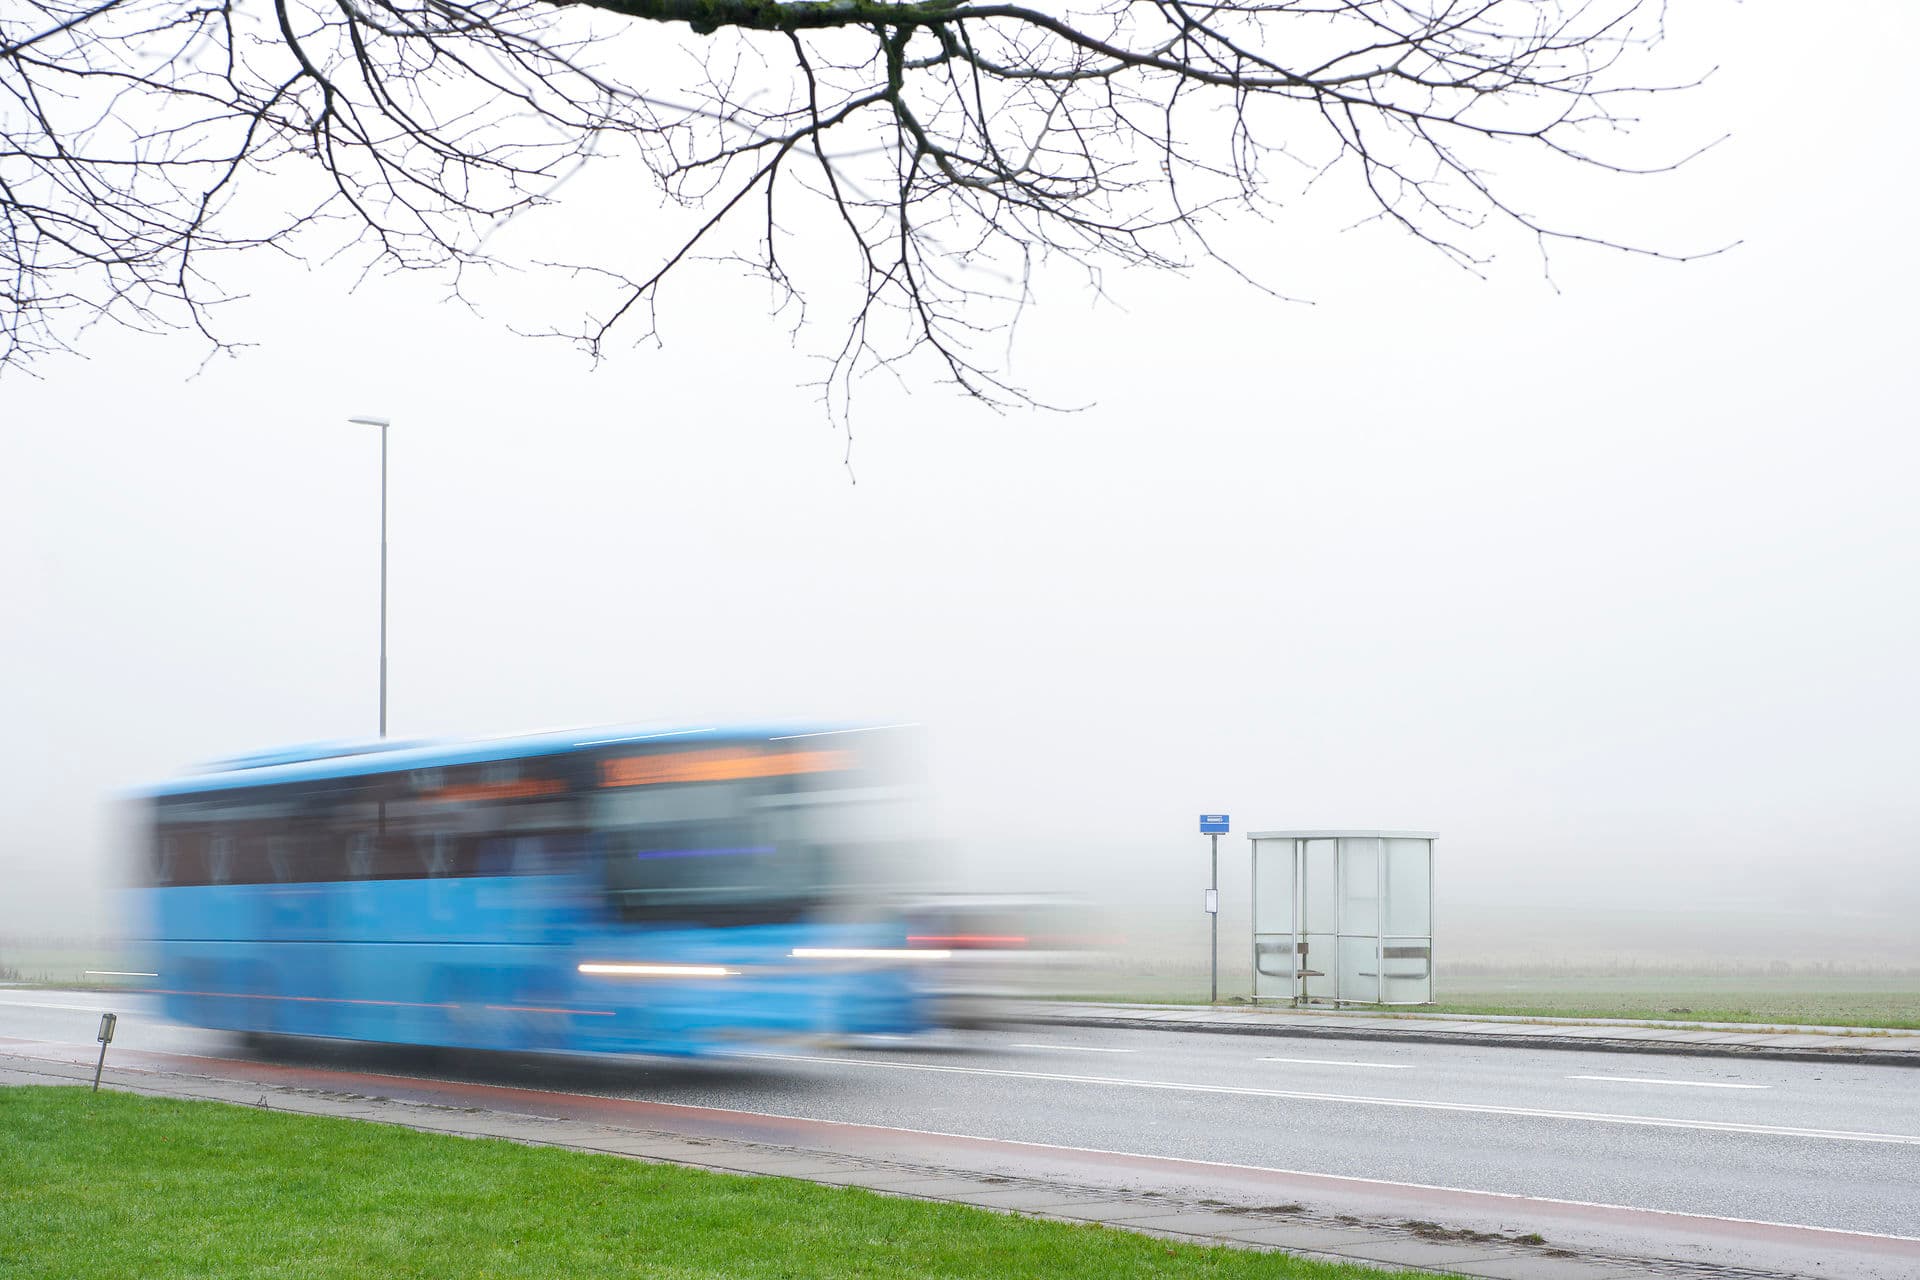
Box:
347 832 375 879
153 831 183 885
321 781 390 881
266 834 296 882
510 835 558 876
209 834 235 884
371 827 414 880
423 830 457 878
475 838 516 876
230 825 272 884
257 812 325 883
160 828 209 885
289 799 332 882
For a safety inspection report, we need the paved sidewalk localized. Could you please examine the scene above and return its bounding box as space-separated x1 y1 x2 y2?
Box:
1012 1002 1920 1065
0 1051 1799 1280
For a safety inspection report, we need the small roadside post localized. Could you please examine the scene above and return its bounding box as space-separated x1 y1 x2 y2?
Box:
93 1013 117 1092
1199 815 1229 1003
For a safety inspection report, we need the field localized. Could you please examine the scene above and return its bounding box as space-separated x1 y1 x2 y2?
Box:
9 929 1917 1029
0 1087 1429 1280
1427 969 1920 1029
0 938 124 985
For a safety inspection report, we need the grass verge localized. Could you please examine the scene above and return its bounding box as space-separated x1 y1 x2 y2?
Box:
1417 996 1920 1030
1423 973 1920 1029
0 1087 1431 1279
1049 973 1920 1030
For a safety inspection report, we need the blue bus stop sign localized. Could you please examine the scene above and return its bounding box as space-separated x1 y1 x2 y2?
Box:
1200 814 1229 834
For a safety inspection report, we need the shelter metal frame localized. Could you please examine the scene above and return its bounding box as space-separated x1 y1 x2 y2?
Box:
1248 830 1436 1007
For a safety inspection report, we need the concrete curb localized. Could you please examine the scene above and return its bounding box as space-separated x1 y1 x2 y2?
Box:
1016 1012 1920 1068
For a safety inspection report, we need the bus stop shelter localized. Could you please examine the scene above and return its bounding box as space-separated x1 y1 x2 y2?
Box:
1248 830 1435 1006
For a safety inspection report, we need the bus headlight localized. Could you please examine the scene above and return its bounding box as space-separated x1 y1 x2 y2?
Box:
577 962 737 978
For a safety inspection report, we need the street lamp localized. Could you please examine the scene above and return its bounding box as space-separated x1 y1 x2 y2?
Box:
347 414 391 737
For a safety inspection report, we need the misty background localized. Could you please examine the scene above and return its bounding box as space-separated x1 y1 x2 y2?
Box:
2 1 1915 986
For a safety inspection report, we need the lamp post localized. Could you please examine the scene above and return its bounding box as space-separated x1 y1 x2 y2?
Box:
348 414 391 737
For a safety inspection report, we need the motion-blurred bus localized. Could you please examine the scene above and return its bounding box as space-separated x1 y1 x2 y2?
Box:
131 725 934 1055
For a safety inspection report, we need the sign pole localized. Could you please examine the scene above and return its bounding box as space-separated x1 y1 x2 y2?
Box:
1209 831 1219 1004
1198 815 1228 1004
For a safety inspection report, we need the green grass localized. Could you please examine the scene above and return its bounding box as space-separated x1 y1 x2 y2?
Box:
0 1087 1429 1280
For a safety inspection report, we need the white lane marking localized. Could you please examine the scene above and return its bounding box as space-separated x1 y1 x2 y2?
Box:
1259 1056 1413 1070
1570 1075 1770 1091
30 1042 1917 1248
726 1110 1920 1246
1009 1043 1137 1054
0 996 129 1015
744 1052 1920 1146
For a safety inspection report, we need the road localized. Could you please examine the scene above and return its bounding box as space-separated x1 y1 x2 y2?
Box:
5 989 1918 1276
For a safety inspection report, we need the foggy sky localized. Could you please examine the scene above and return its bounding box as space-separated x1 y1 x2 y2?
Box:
2 1 1915 966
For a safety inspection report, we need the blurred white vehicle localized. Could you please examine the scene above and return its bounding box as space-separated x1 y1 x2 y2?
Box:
898 894 1093 1027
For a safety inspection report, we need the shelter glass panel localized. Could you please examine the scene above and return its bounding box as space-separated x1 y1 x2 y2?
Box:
1381 937 1432 1003
1254 933 1297 1000
1253 839 1295 937
1337 936 1380 1003
1338 837 1379 935
1302 840 1337 935
1301 933 1337 1000
1384 839 1431 936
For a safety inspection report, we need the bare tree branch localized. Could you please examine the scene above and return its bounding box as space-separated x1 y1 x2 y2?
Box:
1 0 1712 408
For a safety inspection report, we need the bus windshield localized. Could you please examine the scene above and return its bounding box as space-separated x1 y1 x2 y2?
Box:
594 782 828 925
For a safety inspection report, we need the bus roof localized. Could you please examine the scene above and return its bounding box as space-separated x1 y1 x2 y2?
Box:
133 723 871 798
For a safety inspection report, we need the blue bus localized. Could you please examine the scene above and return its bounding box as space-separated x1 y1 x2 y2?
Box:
133 725 935 1055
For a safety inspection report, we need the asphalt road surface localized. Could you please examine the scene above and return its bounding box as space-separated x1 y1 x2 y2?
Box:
6 989 1917 1274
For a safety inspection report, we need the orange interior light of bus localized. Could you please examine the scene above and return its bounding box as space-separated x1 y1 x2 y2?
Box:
598 748 851 788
